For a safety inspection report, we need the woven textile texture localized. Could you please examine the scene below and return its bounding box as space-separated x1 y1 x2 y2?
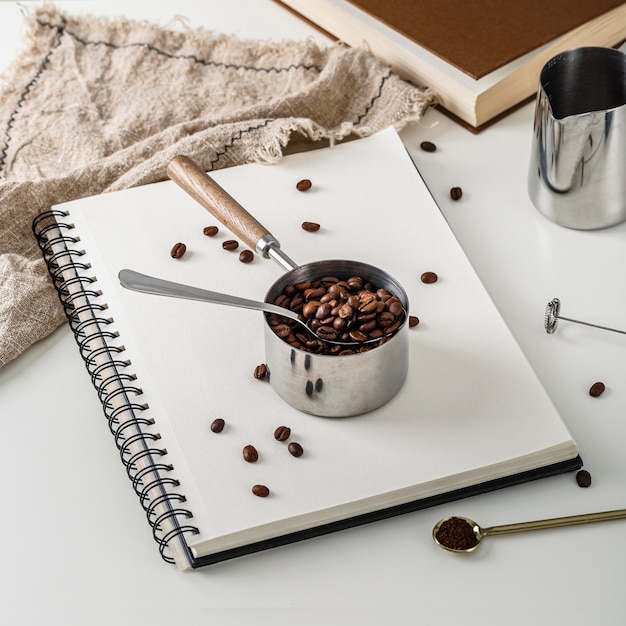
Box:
0 4 436 367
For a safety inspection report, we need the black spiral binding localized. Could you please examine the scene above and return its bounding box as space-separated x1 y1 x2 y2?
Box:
33 210 200 566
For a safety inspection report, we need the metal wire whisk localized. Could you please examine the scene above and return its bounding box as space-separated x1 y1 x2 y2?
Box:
545 298 626 335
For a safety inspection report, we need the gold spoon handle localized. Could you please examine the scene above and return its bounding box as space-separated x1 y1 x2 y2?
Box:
483 508 626 537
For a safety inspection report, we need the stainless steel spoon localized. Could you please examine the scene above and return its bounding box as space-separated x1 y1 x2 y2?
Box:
433 508 626 553
118 268 383 346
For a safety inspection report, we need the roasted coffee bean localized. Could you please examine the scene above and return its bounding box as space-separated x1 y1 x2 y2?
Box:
239 249 254 263
315 303 333 320
576 469 592 488
421 271 438 284
450 186 463 201
243 444 259 463
338 303 354 319
358 319 378 333
210 418 225 433
301 221 321 232
387 300 404 317
288 442 304 457
253 363 268 380
357 312 377 325
309 319 321 331
589 381 605 397
222 239 239 251
305 287 326 301
317 326 339 341
272 294 290 309
384 320 401 334
270 273 406 354
349 330 368 343
273 324 292 338
377 311 396 327
203 225 219 237
302 301 320 318
252 484 270 497
290 295 304 312
170 242 186 258
359 300 378 315
333 317 346 331
420 140 437 152
347 276 364 290
409 315 420 327
296 178 312 192
274 426 291 441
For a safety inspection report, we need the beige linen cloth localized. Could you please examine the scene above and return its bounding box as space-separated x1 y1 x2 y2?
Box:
0 4 436 367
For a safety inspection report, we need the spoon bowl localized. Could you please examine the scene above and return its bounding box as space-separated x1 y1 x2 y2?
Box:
432 516 483 553
433 508 626 554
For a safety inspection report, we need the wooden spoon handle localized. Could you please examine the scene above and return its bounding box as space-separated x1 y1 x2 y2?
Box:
167 155 272 251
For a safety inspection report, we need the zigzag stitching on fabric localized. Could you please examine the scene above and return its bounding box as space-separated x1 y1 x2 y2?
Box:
208 72 394 170
0 17 391 179
352 69 392 127
208 118 275 170
0 18 67 177
41 18 324 75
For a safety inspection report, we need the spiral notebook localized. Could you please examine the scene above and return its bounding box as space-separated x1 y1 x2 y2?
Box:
33 128 580 569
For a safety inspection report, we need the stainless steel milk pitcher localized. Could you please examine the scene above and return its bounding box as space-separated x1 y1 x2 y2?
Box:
528 47 626 229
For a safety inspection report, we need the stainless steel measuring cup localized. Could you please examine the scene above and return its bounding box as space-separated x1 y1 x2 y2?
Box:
166 156 410 417
528 47 626 229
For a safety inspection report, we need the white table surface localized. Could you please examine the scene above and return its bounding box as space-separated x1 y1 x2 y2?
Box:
1 2 625 624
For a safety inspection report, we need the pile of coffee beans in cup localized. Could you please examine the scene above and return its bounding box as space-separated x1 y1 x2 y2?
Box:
266 274 406 355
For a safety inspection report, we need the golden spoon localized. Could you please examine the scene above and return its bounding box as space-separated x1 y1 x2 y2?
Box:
433 509 626 553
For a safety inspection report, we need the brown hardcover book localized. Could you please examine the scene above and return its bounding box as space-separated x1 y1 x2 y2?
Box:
278 0 626 130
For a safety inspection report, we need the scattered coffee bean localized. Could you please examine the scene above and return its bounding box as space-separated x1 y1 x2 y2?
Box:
274 425 291 441
301 221 320 232
203 225 219 237
170 242 186 259
239 249 254 263
409 315 420 327
435 516 478 551
222 239 239 251
210 418 225 433
252 484 270 497
589 381 605 397
296 178 312 192
288 442 304 457
421 271 438 284
576 469 592 488
450 186 463 201
243 444 259 463
420 140 437 152
253 363 267 380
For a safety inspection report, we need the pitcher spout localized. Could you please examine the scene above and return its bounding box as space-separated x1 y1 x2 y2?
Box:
528 47 626 229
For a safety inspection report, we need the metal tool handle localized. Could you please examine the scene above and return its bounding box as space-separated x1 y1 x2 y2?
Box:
118 269 299 320
166 155 272 252
482 508 626 537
